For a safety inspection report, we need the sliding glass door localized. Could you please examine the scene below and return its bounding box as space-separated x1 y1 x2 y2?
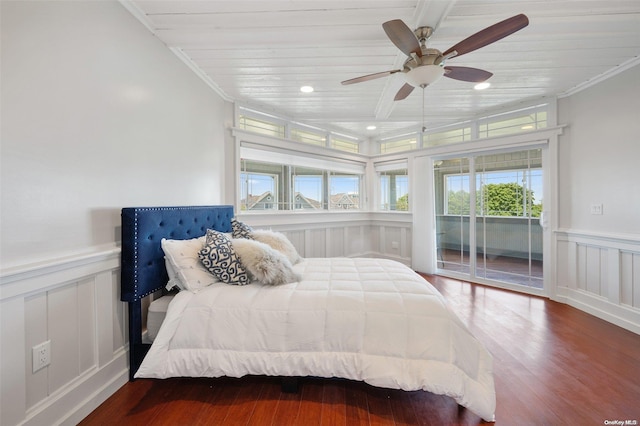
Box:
434 148 544 290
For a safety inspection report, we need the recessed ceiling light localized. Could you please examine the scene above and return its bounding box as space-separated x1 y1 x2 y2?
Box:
474 82 491 90
300 85 314 93
366 125 377 130
521 125 534 130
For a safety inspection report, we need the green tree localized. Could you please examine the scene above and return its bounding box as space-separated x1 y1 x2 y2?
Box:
447 183 542 217
396 193 409 211
447 189 471 215
480 183 541 217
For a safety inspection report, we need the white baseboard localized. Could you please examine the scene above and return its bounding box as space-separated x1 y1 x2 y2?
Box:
555 289 640 335
24 349 128 426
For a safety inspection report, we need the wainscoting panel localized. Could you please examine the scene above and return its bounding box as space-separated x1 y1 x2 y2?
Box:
555 230 640 334
346 225 369 258
621 250 640 308
327 227 344 257
0 248 127 426
239 212 412 265
305 228 327 258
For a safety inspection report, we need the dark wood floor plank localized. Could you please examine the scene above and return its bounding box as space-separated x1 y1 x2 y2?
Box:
344 381 371 426
219 376 265 426
78 378 157 425
293 377 324 425
246 377 281 426
409 391 470 426
193 377 244 425
320 380 347 426
387 389 420 426
365 385 396 425
271 382 303 426
80 274 640 425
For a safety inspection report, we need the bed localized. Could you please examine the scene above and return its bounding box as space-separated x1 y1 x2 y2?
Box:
121 205 496 421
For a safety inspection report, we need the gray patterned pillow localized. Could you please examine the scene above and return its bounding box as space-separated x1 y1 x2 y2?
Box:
231 217 254 240
198 229 250 285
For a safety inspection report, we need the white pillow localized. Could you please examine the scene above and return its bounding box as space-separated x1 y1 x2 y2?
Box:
164 257 182 291
232 239 301 285
161 236 220 292
252 230 302 265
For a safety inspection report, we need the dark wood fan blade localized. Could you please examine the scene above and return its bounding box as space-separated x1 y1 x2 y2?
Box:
394 83 415 101
341 69 401 85
444 66 493 82
443 14 528 58
382 19 422 57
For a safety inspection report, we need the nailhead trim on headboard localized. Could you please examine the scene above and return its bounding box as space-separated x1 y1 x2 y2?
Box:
121 206 234 302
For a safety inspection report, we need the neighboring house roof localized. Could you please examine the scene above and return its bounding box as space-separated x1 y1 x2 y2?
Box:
244 191 274 210
294 192 321 209
243 192 359 210
331 193 359 209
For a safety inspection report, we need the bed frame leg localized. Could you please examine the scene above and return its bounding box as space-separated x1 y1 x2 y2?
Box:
128 300 151 381
281 377 299 393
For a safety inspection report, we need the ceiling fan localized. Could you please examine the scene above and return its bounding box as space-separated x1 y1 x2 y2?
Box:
341 14 529 101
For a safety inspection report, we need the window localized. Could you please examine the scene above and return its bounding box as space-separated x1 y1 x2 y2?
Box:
478 104 548 139
376 161 409 211
240 145 365 212
240 161 284 211
380 136 417 154
424 126 471 147
331 138 359 153
293 168 323 210
444 173 471 216
290 128 326 147
238 115 285 138
372 103 551 150
330 174 360 210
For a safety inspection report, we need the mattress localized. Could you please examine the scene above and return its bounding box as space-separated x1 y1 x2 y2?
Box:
147 294 175 342
136 257 496 421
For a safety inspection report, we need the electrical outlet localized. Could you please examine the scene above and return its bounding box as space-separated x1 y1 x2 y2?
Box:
32 340 51 373
590 204 603 215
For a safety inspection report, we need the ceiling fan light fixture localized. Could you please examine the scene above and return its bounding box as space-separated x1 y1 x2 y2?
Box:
405 65 444 88
300 85 314 93
366 125 377 130
474 82 491 90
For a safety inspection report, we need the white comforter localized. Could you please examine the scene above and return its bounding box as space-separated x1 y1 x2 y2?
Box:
136 258 495 421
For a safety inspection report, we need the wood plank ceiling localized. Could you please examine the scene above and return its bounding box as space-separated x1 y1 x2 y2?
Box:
124 0 640 139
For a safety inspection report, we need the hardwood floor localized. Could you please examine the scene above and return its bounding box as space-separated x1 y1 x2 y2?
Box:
80 275 640 425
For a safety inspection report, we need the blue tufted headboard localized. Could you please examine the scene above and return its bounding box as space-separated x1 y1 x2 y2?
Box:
120 205 234 379
121 205 234 301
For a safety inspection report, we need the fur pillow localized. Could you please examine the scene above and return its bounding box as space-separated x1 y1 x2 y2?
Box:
232 239 301 285
252 230 302 265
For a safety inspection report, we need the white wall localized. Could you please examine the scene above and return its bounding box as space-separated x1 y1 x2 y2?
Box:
553 64 640 334
1 0 229 268
557 65 640 234
0 2 228 425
